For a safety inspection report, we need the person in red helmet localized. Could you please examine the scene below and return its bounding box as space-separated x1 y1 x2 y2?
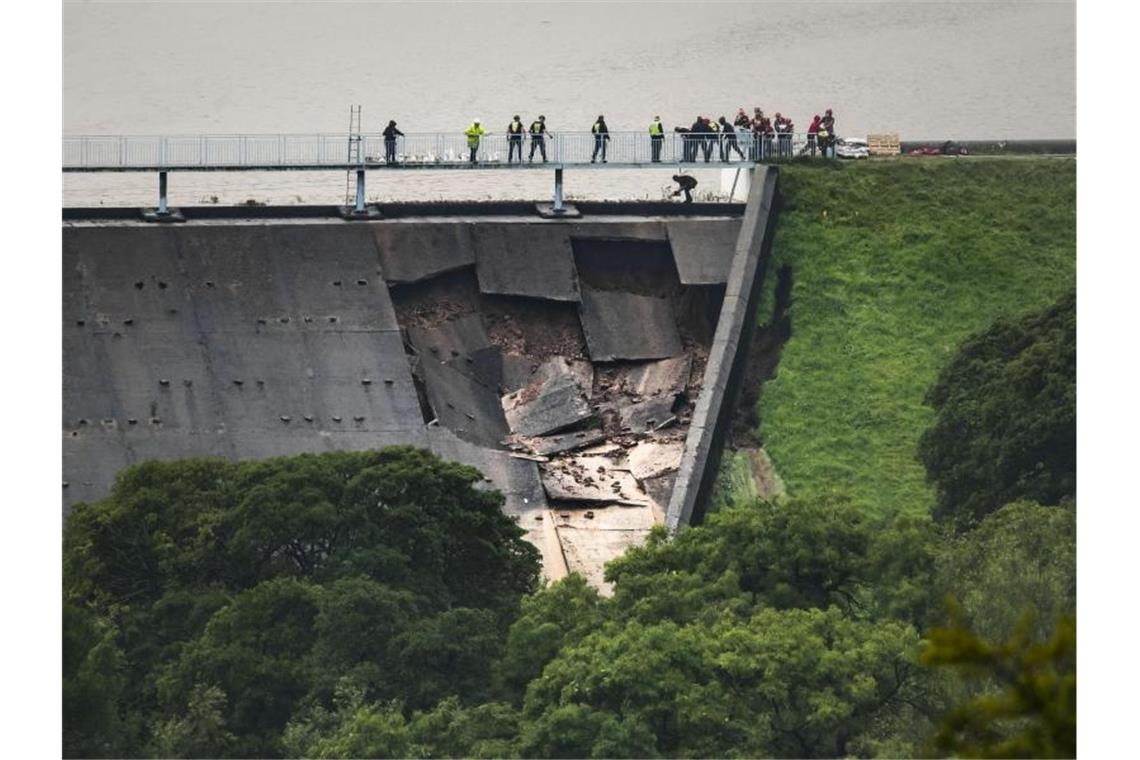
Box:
751 107 763 160
807 114 821 157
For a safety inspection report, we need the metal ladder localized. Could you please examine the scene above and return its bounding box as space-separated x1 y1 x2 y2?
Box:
344 105 362 205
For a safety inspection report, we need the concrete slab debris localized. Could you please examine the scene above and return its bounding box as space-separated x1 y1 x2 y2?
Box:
552 506 657 594
502 357 594 437
473 224 581 301
519 428 608 457
666 219 743 285
418 357 510 448
426 426 547 515
620 354 692 398
578 287 682 362
540 455 650 505
406 314 491 360
500 354 541 394
373 222 475 284
618 395 677 434
623 440 685 481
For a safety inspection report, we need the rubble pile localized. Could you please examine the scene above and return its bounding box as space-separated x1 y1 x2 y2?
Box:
503 351 699 523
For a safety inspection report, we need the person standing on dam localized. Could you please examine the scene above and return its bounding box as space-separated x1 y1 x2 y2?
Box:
774 112 793 158
649 116 665 162
807 114 821 156
528 115 549 162
751 107 764 159
693 116 714 162
718 115 746 161
819 108 836 158
382 120 403 165
507 115 525 163
465 119 485 163
591 115 610 163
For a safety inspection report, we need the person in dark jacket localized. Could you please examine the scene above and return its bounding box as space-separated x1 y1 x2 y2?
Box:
382 120 403 165
719 115 746 161
751 108 764 160
671 174 698 203
591 115 610 163
507 115 525 163
691 117 712 162
819 108 836 157
675 125 693 162
774 113 793 158
529 115 550 162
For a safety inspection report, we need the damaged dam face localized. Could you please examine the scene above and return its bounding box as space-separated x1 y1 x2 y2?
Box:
63 182 777 592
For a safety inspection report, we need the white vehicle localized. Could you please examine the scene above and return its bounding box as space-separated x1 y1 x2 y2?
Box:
835 137 870 159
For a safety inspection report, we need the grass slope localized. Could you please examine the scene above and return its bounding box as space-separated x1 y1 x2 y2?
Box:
752 158 1075 518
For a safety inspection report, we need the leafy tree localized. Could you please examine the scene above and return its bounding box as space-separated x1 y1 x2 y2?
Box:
918 290 1076 528
284 689 523 759
156 578 320 756
921 607 1076 758
496 500 965 757
519 702 660 759
300 700 412 759
302 577 418 704
393 607 507 710
62 603 131 757
521 607 927 758
496 574 606 699
150 684 237 759
863 511 944 628
935 500 1075 644
407 697 524 758
605 497 876 623
63 447 541 758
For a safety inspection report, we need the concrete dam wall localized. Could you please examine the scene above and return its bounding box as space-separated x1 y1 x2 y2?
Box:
63 171 779 587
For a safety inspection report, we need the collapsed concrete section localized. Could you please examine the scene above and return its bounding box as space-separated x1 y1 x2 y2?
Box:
63 184 778 592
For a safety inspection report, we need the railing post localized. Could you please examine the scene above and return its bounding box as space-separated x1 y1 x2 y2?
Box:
157 171 169 215
119 136 124 168
355 167 366 214
553 167 563 212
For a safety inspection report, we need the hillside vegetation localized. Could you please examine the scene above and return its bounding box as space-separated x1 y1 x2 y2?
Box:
749 158 1076 517
63 158 1077 758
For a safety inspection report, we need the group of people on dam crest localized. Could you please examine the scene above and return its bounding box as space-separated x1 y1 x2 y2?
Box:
378 107 838 164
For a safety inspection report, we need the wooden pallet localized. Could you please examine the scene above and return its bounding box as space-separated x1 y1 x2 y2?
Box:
867 133 900 156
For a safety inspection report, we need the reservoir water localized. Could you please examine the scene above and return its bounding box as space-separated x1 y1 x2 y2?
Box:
63 0 1074 206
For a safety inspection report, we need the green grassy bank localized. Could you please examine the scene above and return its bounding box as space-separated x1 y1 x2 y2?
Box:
741 158 1075 518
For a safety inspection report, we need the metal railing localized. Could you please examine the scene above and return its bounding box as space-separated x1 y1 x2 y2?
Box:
63 130 837 170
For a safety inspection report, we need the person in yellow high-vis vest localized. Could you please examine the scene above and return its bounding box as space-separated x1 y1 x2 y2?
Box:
528 115 550 162
465 119 486 164
507 115 524 164
649 116 664 162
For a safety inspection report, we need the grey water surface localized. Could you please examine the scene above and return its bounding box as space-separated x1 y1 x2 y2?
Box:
63 0 1074 205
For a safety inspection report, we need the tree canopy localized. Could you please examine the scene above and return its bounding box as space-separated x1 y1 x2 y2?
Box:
63 447 540 758
918 290 1076 528
63 445 1076 757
